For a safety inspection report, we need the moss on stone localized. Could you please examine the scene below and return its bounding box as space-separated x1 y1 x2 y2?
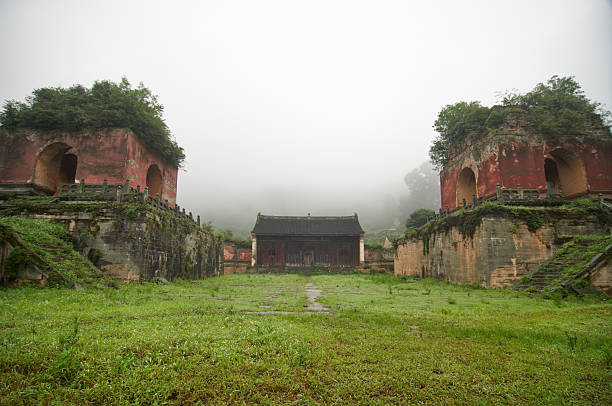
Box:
397 199 610 246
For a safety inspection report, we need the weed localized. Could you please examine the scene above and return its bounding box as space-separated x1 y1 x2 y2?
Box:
51 316 81 382
600 345 612 367
225 304 235 315
564 331 578 352
1 273 611 404
447 297 456 304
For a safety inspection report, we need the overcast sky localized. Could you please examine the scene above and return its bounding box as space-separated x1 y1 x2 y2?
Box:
1 0 611 232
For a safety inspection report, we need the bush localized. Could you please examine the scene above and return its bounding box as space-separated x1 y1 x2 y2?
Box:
0 78 185 167
429 76 611 169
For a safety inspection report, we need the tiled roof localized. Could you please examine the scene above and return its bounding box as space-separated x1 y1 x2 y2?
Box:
252 214 364 236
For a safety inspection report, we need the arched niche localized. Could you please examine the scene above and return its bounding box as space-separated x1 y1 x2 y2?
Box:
546 149 587 196
146 164 163 198
544 158 560 194
33 142 78 193
456 167 477 206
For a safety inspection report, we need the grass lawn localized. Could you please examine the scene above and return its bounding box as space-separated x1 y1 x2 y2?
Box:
1 273 610 405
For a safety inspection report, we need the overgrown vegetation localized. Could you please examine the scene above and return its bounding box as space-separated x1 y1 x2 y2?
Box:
543 235 612 292
0 78 185 167
0 217 106 287
216 228 252 247
405 208 435 228
0 274 610 404
396 199 610 246
429 76 612 169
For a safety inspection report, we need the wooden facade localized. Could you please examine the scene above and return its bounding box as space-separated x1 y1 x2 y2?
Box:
252 214 364 267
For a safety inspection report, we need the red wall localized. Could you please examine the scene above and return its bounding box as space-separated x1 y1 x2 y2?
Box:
440 137 612 210
498 142 545 189
0 129 128 185
125 135 178 205
476 153 501 197
549 139 612 191
0 129 178 204
440 167 459 210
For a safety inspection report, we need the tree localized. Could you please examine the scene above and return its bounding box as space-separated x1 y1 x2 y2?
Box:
500 75 610 136
400 161 441 221
429 101 491 170
405 208 435 228
0 78 185 167
428 76 611 171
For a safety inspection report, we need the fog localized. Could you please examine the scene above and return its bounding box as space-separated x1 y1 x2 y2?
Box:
1 0 610 236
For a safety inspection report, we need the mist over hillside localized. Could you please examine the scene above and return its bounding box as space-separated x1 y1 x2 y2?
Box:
186 161 440 239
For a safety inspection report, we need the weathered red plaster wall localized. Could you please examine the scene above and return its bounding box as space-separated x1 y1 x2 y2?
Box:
124 134 178 205
440 135 612 210
476 154 501 198
545 139 612 191
0 129 178 204
498 142 545 189
440 168 459 210
0 129 128 185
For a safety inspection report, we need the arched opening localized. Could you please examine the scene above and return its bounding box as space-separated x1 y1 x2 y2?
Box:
544 158 560 195
546 149 587 196
146 164 163 198
33 142 77 193
456 167 477 207
59 154 78 185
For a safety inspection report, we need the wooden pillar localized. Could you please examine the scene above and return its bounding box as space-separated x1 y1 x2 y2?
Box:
251 234 257 266
359 234 365 265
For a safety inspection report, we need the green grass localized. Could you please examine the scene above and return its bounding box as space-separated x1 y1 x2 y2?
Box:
1 273 610 405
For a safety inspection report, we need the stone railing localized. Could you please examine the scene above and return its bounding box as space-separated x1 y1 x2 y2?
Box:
59 179 200 226
426 184 610 223
560 243 612 295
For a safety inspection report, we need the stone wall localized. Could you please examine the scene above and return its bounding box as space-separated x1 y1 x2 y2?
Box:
591 260 612 294
1 200 223 282
394 213 608 288
223 243 252 274
364 246 394 272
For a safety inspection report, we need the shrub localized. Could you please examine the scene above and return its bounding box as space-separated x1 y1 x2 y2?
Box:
0 78 185 167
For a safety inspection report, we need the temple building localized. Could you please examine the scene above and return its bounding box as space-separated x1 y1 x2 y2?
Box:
440 124 612 210
251 214 364 267
0 128 178 204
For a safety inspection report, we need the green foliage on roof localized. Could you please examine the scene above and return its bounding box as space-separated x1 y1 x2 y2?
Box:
429 76 611 170
0 78 185 167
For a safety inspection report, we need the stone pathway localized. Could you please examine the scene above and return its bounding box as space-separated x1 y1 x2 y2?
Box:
245 281 335 315
305 282 329 311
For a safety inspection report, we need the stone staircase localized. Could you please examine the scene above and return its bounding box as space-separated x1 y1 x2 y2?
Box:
513 237 609 294
513 261 566 293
